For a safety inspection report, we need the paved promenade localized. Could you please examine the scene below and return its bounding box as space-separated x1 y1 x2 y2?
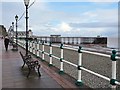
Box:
1 39 91 89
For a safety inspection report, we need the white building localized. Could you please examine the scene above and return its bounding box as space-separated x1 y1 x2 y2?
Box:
15 30 33 38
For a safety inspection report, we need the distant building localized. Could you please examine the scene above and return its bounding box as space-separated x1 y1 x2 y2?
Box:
50 35 61 43
80 37 95 44
14 30 33 38
17 31 26 38
33 35 107 47
0 25 7 37
8 25 14 43
81 37 107 44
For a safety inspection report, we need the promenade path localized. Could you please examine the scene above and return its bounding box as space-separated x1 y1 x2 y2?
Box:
1 39 91 89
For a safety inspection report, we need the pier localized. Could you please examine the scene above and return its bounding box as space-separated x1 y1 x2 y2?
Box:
1 39 91 89
2 27 120 89
32 35 107 47
8 38 120 89
1 1 119 89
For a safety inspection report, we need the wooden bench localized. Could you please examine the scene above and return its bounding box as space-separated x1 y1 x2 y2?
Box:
19 51 41 78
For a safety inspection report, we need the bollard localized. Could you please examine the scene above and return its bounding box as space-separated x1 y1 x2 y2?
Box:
110 50 117 89
42 42 45 61
49 42 53 66
76 46 83 86
59 44 64 74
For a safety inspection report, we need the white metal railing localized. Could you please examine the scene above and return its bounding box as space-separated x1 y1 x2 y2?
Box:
17 39 120 89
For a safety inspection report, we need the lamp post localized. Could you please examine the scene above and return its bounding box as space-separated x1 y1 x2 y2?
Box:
12 22 14 43
24 0 30 56
15 15 18 51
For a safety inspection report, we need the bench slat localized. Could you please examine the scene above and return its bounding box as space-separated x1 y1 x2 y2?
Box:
19 51 41 78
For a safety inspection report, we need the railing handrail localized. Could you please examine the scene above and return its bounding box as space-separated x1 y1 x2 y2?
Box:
17 39 120 88
40 42 120 59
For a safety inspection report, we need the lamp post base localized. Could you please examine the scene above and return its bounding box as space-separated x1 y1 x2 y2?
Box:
12 48 18 51
12 43 18 51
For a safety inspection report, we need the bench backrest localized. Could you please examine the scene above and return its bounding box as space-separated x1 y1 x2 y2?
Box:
19 51 32 62
19 51 40 70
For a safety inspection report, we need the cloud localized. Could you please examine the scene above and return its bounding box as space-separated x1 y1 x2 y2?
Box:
32 22 73 36
86 0 119 2
1 0 119 3
70 27 118 37
69 22 117 28
57 22 72 32
0 3 2 24
80 9 118 23
29 2 118 37
34 0 119 2
30 1 48 10
2 1 118 38
20 21 118 37
95 9 118 22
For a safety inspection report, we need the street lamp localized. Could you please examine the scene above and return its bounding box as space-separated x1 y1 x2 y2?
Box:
24 0 30 56
12 22 14 42
10 22 14 44
15 15 18 51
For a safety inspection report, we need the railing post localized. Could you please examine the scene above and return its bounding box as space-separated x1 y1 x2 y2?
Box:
76 46 83 86
28 40 30 51
32 41 34 53
42 41 45 61
30 41 32 53
110 50 117 89
35 41 37 57
49 42 53 66
59 43 64 74
34 41 36 55
36 41 40 58
33 41 35 55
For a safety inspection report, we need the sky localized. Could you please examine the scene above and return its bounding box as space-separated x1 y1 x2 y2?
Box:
0 0 119 37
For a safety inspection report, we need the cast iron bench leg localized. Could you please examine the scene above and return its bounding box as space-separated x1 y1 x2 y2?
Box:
38 65 41 77
27 67 31 78
22 62 25 68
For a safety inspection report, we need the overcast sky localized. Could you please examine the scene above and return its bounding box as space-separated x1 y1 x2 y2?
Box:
0 0 119 37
